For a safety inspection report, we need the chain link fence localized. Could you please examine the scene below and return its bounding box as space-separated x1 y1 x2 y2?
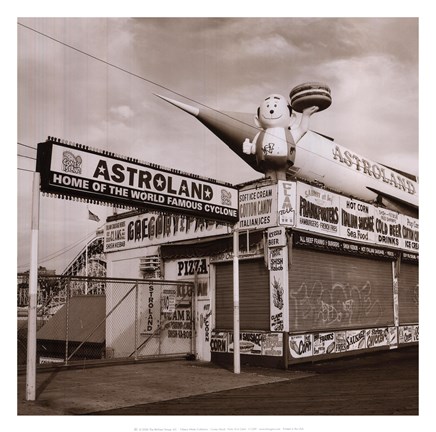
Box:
17 275 195 368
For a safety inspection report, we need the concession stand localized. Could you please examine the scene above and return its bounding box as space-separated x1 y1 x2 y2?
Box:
104 176 419 368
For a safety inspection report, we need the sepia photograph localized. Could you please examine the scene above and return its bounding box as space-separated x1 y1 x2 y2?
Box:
11 2 432 431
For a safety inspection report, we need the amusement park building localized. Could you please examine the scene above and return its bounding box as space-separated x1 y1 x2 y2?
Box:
103 176 419 368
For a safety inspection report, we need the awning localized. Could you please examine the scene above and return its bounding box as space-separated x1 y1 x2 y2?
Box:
160 230 264 260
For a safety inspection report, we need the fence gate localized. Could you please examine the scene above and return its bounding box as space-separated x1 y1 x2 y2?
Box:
125 281 195 359
17 276 195 367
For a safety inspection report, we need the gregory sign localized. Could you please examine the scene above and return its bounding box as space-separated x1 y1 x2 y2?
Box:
37 139 239 223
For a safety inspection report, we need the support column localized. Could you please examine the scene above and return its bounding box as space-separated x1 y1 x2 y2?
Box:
233 225 240 374
26 172 40 401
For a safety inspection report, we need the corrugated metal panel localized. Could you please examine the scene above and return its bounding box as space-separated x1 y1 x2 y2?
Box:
398 263 419 324
289 249 394 332
215 259 269 330
37 295 105 343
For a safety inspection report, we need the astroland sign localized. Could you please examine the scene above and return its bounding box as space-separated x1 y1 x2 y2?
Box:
36 139 239 223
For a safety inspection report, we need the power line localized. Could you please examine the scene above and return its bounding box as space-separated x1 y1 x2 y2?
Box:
15 22 343 170
17 167 35 173
18 142 37 151
17 22 418 194
16 22 289 155
39 231 96 264
18 154 36 161
17 21 233 122
15 22 356 178
18 225 104 271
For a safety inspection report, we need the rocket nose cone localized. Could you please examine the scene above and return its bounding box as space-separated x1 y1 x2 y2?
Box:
154 94 200 117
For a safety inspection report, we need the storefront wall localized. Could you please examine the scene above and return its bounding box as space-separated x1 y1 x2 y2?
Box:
287 246 400 362
210 237 419 367
103 180 419 367
164 257 213 361
211 258 285 367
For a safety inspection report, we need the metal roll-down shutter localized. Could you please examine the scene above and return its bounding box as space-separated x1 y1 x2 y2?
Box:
215 259 269 330
398 262 419 325
289 248 394 333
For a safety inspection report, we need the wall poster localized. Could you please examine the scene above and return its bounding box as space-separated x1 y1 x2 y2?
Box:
228 332 263 355
289 334 313 358
313 332 336 355
261 333 283 357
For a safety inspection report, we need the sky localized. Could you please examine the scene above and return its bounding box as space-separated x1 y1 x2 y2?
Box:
16 15 422 273
9 2 435 431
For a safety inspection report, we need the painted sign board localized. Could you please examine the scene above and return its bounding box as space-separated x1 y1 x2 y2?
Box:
374 208 402 248
339 196 376 244
288 326 400 359
104 212 228 252
294 132 418 208
313 332 336 355
37 139 239 223
228 332 262 355
210 331 228 353
261 333 283 357
162 287 176 313
366 327 389 349
238 183 277 229
269 246 289 332
277 180 296 226
401 215 419 252
289 334 313 358
296 182 340 237
399 325 419 344
293 232 398 260
267 226 287 248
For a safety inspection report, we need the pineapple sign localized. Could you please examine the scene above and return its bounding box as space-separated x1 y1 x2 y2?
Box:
267 227 289 332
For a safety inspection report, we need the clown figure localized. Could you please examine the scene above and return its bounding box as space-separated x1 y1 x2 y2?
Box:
243 94 318 181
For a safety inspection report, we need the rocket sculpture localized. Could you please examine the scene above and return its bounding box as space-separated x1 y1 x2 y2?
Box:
155 83 418 215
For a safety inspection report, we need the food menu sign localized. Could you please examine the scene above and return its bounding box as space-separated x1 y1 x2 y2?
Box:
296 182 340 237
374 208 402 249
289 181 419 254
238 184 277 229
339 196 376 244
37 139 239 223
401 215 419 252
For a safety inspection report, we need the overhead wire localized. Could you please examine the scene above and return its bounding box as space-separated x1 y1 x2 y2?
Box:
18 142 37 151
18 154 36 161
18 224 105 271
16 21 326 166
17 21 419 185
16 21 419 274
17 21 233 123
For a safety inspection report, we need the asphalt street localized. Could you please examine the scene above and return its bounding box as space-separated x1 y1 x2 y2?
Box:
17 345 419 421
89 346 418 416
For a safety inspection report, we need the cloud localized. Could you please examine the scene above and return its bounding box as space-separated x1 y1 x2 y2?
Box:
16 17 419 272
110 105 135 119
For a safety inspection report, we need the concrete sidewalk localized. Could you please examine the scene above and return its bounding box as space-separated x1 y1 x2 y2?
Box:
17 359 312 415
